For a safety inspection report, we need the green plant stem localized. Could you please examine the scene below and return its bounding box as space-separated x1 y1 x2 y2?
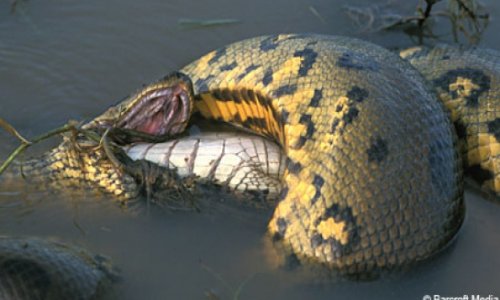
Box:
0 123 77 175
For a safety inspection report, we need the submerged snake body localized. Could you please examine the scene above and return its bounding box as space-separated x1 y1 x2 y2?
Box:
0 237 117 300
7 34 500 276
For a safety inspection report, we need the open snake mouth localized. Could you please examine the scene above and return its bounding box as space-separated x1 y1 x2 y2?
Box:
117 78 192 137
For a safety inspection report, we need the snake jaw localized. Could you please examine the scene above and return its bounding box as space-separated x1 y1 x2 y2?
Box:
163 85 192 135
82 72 194 139
118 84 191 136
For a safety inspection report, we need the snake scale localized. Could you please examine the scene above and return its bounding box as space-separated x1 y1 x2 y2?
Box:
0 237 117 300
2 34 500 283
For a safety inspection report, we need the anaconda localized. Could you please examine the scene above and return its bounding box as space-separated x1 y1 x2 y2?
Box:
2 34 500 276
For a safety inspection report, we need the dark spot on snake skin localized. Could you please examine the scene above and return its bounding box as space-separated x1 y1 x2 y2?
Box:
337 51 379 71
237 64 260 81
336 104 343 112
227 89 243 103
247 89 256 100
291 114 315 149
432 68 490 107
367 137 389 163
313 204 359 256
219 61 237 72
311 174 325 204
260 36 280 52
231 90 244 104
287 158 303 175
242 117 267 131
256 93 272 109
321 203 355 223
347 86 369 102
467 164 494 185
342 107 359 124
299 114 315 138
277 217 288 236
309 89 323 107
281 109 290 123
211 90 223 100
316 204 335 223
313 174 325 187
327 238 344 258
337 53 360 70
454 121 468 139
295 137 307 149
208 47 227 65
311 233 324 248
194 75 215 93
487 118 500 141
294 48 318 76
233 113 243 123
241 88 256 103
211 89 225 101
273 84 298 97
0 258 51 299
331 119 340 132
272 233 282 242
442 55 450 60
240 89 257 102
262 67 274 86
211 89 242 103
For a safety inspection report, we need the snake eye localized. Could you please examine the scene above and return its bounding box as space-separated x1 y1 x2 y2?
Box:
118 72 193 136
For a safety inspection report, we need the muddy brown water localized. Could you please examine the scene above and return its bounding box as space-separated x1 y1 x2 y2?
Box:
1 0 499 299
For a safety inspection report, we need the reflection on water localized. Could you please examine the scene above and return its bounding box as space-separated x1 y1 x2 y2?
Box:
1 0 500 299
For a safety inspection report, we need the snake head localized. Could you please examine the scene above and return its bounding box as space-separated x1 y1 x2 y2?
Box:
85 72 194 138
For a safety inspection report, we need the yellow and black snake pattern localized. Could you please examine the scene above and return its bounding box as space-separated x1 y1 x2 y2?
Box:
401 45 500 194
5 34 500 275
177 34 464 273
